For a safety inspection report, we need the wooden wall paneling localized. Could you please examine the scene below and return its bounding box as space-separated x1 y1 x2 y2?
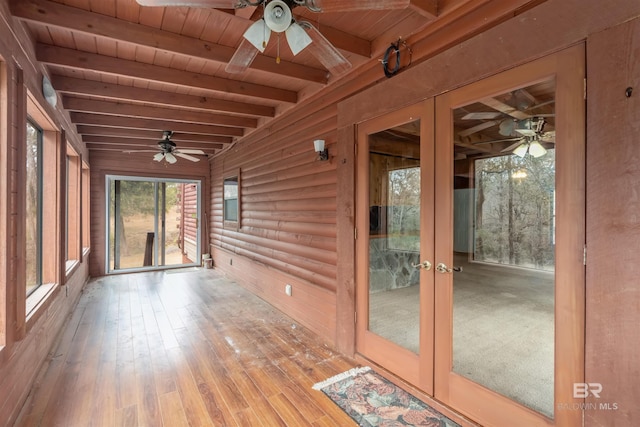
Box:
585 16 640 427
14 68 27 341
0 60 8 352
57 132 66 285
335 124 357 355
41 130 60 286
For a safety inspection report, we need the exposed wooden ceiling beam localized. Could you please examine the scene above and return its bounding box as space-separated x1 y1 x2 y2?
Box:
83 137 223 151
63 97 257 128
51 75 275 118
36 44 298 104
76 126 233 145
70 112 244 137
409 0 439 19
11 0 329 83
481 97 531 120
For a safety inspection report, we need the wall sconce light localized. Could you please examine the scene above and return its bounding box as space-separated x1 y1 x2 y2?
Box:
314 139 328 161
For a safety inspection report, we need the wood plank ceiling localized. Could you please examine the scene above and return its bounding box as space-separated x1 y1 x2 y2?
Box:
10 0 545 159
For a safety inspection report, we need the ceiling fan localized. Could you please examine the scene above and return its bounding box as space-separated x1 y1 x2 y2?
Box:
500 117 554 158
124 131 206 164
136 0 411 75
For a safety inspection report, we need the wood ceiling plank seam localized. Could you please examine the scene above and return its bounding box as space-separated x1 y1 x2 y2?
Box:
182 57 208 76
47 25 76 49
36 43 299 103
12 0 328 83
88 0 115 17
71 31 98 54
115 39 137 61
134 44 157 65
180 8 211 39
62 96 259 128
95 36 117 57
30 22 53 44
160 5 188 34
115 0 138 24
137 3 164 27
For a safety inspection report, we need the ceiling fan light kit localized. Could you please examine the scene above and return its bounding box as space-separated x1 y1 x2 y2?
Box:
264 0 292 32
139 0 410 76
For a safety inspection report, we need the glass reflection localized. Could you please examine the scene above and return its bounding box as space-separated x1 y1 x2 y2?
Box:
368 120 422 353
451 81 556 417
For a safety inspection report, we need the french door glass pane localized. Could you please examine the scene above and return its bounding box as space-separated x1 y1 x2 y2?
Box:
368 119 421 353
451 80 556 417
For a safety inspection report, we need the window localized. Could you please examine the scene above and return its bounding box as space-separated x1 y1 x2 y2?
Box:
223 172 240 229
24 91 62 318
25 120 43 296
65 145 81 271
82 162 90 253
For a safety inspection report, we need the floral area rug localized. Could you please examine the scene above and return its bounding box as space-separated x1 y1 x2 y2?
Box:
313 367 461 427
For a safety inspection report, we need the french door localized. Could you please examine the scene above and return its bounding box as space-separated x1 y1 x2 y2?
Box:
356 45 584 426
106 176 202 273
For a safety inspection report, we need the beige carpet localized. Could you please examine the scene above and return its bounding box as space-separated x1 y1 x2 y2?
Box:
369 257 554 418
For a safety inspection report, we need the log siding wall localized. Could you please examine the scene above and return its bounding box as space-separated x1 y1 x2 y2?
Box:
210 112 340 341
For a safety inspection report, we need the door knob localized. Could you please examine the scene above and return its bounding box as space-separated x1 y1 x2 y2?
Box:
435 263 462 273
411 260 432 270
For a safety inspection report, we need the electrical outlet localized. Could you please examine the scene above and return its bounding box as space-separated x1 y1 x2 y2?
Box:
285 284 292 296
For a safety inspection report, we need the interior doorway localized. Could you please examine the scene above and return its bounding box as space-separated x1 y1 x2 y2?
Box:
106 176 202 273
355 45 585 426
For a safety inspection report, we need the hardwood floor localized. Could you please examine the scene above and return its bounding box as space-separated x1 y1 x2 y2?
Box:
16 269 359 426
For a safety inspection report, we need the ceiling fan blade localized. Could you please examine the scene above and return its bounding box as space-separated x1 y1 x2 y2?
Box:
175 152 201 162
176 149 206 155
458 121 497 138
308 0 410 12
301 22 351 75
154 152 165 162
501 140 525 153
225 38 260 74
136 0 239 7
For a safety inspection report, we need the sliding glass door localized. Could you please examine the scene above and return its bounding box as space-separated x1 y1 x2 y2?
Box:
106 176 201 273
